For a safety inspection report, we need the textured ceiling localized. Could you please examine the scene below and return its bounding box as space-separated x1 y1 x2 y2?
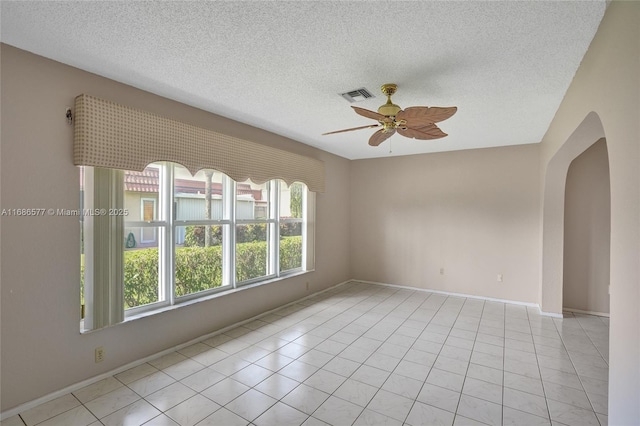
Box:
1 1 606 160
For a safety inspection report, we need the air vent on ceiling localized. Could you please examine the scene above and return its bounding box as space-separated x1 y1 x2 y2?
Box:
340 87 374 103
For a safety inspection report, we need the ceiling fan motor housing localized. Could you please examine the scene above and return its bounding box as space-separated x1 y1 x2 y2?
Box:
378 83 401 117
378 102 402 117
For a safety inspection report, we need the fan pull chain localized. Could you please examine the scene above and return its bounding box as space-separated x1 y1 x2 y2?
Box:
388 139 392 154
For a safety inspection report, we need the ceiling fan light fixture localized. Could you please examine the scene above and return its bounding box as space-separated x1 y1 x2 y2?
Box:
382 121 396 133
323 83 457 146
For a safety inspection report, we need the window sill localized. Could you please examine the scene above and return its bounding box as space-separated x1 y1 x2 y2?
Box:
81 269 314 333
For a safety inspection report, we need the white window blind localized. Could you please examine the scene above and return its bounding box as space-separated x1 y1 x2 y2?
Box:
83 167 125 330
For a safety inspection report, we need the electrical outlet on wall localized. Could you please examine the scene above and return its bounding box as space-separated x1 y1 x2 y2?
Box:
95 346 105 363
497 274 503 282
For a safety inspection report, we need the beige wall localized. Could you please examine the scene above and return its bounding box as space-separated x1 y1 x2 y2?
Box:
563 139 610 314
539 2 639 422
350 144 541 303
0 44 351 411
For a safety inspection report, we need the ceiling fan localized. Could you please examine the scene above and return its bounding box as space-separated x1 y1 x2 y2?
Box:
323 83 457 146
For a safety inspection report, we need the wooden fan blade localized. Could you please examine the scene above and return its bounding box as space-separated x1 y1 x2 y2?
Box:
369 129 396 146
396 106 457 124
322 124 380 136
352 106 387 121
397 124 447 140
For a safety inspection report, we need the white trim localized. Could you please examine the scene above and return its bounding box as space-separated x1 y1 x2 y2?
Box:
538 309 564 318
139 197 157 243
163 163 173 306
353 279 572 318
0 279 351 420
355 279 540 308
303 190 315 271
563 307 610 318
270 180 279 277
226 177 236 288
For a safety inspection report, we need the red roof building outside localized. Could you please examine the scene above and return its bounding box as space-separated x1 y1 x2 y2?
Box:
124 167 263 200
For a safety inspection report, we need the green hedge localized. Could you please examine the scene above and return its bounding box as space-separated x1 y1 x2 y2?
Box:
175 246 223 297
184 223 301 247
120 236 302 309
123 248 160 309
183 225 223 247
280 236 303 271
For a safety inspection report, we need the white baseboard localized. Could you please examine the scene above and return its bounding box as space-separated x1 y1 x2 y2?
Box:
353 279 569 319
0 279 351 421
355 279 541 307
538 309 564 318
563 307 610 318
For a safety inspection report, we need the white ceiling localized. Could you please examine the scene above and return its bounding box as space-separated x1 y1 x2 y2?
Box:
1 1 606 160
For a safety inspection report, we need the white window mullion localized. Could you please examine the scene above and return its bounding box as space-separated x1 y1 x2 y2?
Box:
303 189 315 271
139 198 157 243
162 163 175 305
271 180 280 277
224 176 236 288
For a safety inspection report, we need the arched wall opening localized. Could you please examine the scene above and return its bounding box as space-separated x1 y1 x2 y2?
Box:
541 112 607 314
563 138 610 316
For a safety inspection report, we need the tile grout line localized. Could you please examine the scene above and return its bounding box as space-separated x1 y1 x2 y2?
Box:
39 286 355 425
558 312 609 422
577 314 610 367
391 291 458 425
528 302 555 424
553 313 606 424
303 285 447 425
450 297 489 425
264 283 396 424
11 283 609 426
348 287 427 424
305 285 406 422
183 283 376 424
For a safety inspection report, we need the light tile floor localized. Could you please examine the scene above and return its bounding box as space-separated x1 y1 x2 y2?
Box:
4 281 609 426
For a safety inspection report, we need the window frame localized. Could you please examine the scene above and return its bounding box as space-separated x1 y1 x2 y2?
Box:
278 181 305 275
139 197 158 243
82 162 312 328
235 179 276 286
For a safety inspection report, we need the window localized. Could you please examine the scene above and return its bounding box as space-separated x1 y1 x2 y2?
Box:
81 162 312 331
236 179 271 283
280 182 304 272
140 198 157 243
174 164 230 299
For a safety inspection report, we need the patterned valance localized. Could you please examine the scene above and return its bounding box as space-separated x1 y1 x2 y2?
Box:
73 94 325 192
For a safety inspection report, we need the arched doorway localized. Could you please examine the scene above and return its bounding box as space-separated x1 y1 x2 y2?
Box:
541 112 607 314
541 112 611 421
563 138 610 316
